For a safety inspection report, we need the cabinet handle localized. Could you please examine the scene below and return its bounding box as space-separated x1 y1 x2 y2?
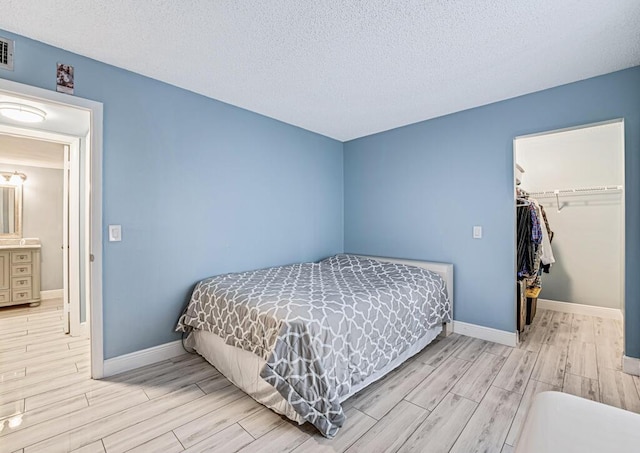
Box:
19 292 26 297
19 280 26 284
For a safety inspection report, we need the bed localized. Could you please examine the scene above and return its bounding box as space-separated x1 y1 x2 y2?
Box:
176 254 453 438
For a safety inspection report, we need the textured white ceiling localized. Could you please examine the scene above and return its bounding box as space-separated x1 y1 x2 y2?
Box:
0 1 638 141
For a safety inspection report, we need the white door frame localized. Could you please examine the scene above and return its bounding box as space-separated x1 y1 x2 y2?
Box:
62 144 70 334
62 140 82 337
82 131 92 338
67 139 81 336
0 78 104 378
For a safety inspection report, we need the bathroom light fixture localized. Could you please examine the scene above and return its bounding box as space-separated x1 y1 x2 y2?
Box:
1 171 27 185
0 102 46 123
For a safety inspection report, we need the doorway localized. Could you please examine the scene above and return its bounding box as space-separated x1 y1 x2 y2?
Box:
0 130 83 336
514 120 625 355
0 78 104 378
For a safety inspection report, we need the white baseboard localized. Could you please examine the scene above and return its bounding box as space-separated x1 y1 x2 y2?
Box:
100 323 517 377
103 340 185 377
453 321 517 347
537 299 623 320
41 289 63 300
623 356 640 377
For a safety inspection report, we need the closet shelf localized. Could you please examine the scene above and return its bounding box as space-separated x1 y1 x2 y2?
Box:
527 185 622 198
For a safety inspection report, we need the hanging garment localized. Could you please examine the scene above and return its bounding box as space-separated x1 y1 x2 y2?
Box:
528 201 544 287
517 205 535 278
539 205 554 242
529 204 542 245
532 200 555 267
540 205 556 274
521 202 543 286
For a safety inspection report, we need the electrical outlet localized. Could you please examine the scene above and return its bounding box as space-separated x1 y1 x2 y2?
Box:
473 226 482 239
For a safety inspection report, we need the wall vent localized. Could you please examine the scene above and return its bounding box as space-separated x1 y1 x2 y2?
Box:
0 37 14 71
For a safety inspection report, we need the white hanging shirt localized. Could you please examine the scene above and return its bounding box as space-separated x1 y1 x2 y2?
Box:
532 198 555 266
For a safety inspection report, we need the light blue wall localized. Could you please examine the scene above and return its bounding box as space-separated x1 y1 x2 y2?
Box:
344 67 640 358
4 29 639 360
0 30 344 359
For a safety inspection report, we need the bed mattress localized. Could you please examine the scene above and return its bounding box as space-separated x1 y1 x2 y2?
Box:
186 324 443 424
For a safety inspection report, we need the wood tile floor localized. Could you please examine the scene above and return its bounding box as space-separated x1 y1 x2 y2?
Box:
1 302 638 453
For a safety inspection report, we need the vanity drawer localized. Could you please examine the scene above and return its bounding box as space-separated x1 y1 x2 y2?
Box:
0 290 9 304
11 264 32 277
12 276 31 289
12 289 32 302
11 251 32 264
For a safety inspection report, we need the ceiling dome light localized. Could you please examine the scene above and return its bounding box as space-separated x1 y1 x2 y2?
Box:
0 102 47 123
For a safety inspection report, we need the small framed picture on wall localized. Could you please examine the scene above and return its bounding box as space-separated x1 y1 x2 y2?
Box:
56 63 74 94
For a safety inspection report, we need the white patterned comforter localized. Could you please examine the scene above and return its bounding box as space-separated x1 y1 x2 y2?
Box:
176 254 451 437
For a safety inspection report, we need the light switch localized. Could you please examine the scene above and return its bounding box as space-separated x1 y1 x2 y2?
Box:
108 224 122 242
473 226 482 239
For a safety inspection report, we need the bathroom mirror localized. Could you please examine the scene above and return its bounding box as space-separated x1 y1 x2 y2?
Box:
0 184 22 238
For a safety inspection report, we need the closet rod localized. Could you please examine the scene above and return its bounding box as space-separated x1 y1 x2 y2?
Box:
527 185 622 198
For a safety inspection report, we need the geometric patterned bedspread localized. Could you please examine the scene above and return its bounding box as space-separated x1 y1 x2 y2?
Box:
176 254 451 437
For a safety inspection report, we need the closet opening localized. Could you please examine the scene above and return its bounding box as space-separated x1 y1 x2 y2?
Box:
513 120 625 365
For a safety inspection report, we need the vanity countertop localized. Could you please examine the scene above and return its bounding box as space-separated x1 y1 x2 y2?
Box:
0 238 42 249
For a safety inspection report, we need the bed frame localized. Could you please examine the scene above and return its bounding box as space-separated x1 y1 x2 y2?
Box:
356 254 454 336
